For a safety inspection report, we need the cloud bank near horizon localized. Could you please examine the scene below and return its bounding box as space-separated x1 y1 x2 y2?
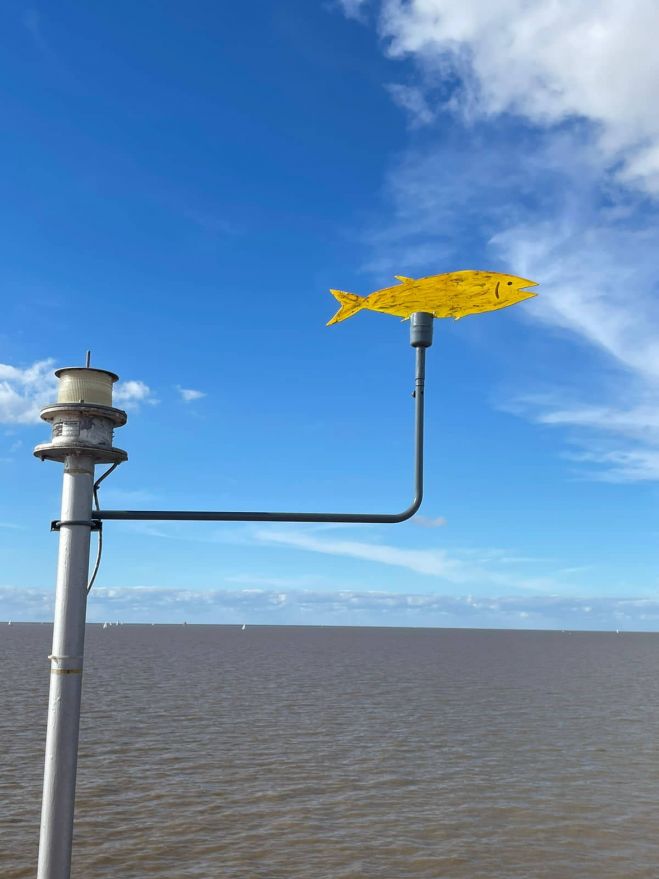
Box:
3 585 659 631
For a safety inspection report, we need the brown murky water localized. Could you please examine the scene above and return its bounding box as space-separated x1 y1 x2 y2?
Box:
3 623 659 878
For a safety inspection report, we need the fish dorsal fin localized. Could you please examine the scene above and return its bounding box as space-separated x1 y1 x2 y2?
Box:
394 275 414 283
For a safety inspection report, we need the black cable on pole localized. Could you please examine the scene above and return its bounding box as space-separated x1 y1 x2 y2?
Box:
85 462 121 594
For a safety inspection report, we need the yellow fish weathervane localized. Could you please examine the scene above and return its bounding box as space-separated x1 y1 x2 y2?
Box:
327 270 538 325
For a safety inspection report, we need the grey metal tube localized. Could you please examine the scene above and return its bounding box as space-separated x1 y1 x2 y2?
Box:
94 344 427 525
38 455 95 879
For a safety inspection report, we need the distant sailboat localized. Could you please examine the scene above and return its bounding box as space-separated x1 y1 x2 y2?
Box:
102 622 108 629
241 624 246 631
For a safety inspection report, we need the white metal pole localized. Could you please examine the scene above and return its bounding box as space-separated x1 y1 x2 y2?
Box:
37 454 95 879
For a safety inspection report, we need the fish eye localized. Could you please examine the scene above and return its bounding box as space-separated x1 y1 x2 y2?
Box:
507 281 513 286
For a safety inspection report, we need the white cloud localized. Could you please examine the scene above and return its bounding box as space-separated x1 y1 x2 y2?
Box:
386 83 436 127
567 448 659 484
336 0 369 22
358 123 578 276
0 359 56 424
492 218 659 383
508 395 659 447
113 379 157 409
377 0 659 193
535 403 659 439
176 386 206 402
413 514 447 528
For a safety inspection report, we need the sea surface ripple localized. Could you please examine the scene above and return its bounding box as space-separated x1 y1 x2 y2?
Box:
3 624 659 878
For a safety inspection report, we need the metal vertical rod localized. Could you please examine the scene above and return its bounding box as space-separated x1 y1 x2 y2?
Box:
414 344 425 506
37 455 95 879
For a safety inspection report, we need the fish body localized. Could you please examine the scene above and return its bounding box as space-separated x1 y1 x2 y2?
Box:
327 270 538 325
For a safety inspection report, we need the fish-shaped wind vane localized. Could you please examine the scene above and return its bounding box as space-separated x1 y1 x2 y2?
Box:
327 270 538 325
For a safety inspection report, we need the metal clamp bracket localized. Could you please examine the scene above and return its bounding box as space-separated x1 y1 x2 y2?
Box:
51 519 102 532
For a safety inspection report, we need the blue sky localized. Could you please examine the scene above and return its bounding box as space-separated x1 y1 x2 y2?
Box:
2 1 659 629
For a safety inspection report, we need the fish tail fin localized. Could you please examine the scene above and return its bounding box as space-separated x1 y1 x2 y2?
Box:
326 289 365 326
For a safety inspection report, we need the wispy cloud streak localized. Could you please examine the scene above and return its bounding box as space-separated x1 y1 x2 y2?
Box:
256 527 469 578
254 527 572 593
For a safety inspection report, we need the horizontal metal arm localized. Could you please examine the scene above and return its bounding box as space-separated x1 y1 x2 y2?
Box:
93 316 432 525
